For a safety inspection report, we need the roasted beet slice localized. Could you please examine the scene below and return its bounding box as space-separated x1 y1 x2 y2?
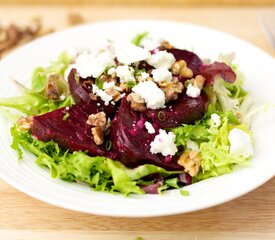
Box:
68 68 117 116
199 61 236 86
110 97 182 171
167 49 203 76
32 104 117 159
146 92 209 128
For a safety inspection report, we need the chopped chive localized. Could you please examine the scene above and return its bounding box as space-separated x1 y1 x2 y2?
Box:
180 189 190 196
62 112 70 121
74 73 80 82
95 78 104 90
106 140 113 151
157 111 166 121
125 81 137 89
131 32 149 46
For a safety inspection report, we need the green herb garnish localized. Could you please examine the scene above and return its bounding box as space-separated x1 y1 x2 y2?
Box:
180 189 190 196
106 140 113 151
125 81 137 89
95 78 104 90
157 111 166 121
132 32 149 46
62 112 70 121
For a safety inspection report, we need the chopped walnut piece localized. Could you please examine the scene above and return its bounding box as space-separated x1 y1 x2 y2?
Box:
45 77 59 100
178 150 201 177
105 86 121 102
171 60 193 78
0 19 53 58
91 126 104 145
67 13 85 26
87 111 106 127
127 93 147 112
45 74 68 101
190 75 205 90
100 74 117 83
160 41 174 49
159 79 184 102
17 116 33 131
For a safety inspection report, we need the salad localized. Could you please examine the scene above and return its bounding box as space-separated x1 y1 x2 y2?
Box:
0 33 254 195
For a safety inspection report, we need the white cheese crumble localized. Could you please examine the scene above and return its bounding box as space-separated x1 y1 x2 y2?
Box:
132 81 165 109
75 51 115 78
150 129 178 156
141 38 161 51
103 81 115 90
228 128 254 157
144 121 155 134
152 67 172 83
115 42 149 65
115 65 136 83
211 113 221 127
107 67 116 75
186 84 201 98
137 72 149 82
186 140 199 151
147 51 175 69
92 84 113 106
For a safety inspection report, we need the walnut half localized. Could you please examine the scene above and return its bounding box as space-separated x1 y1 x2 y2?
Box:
171 60 193 78
17 116 33 131
178 150 201 177
91 126 104 145
127 93 147 112
87 112 106 127
159 78 184 102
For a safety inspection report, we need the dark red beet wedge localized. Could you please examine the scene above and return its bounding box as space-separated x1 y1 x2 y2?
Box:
110 97 182 171
68 68 117 117
167 48 203 76
146 92 209 128
32 104 117 159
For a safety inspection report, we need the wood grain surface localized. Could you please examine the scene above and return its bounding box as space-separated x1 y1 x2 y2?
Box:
0 5 274 240
0 0 275 6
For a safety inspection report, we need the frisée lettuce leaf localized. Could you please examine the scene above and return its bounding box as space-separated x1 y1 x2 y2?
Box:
0 52 73 117
172 105 252 183
11 126 181 195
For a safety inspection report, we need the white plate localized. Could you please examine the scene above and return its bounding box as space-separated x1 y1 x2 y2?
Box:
0 20 274 217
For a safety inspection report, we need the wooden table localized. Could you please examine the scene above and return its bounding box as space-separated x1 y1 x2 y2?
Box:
0 5 274 240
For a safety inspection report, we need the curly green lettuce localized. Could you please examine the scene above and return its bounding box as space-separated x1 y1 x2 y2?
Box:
11 126 181 195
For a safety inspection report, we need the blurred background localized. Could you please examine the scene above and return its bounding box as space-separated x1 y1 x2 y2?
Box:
0 0 275 5
0 0 275 58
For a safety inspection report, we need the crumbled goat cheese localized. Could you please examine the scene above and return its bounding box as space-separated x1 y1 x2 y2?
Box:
137 72 149 82
115 42 149 65
115 65 136 83
152 67 172 82
150 129 178 156
144 121 155 134
92 84 113 106
59 95 66 101
186 84 201 98
147 51 175 69
186 140 199 151
103 81 115 90
132 81 165 109
75 51 115 78
228 128 254 157
211 113 221 127
141 38 161 51
107 67 116 75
